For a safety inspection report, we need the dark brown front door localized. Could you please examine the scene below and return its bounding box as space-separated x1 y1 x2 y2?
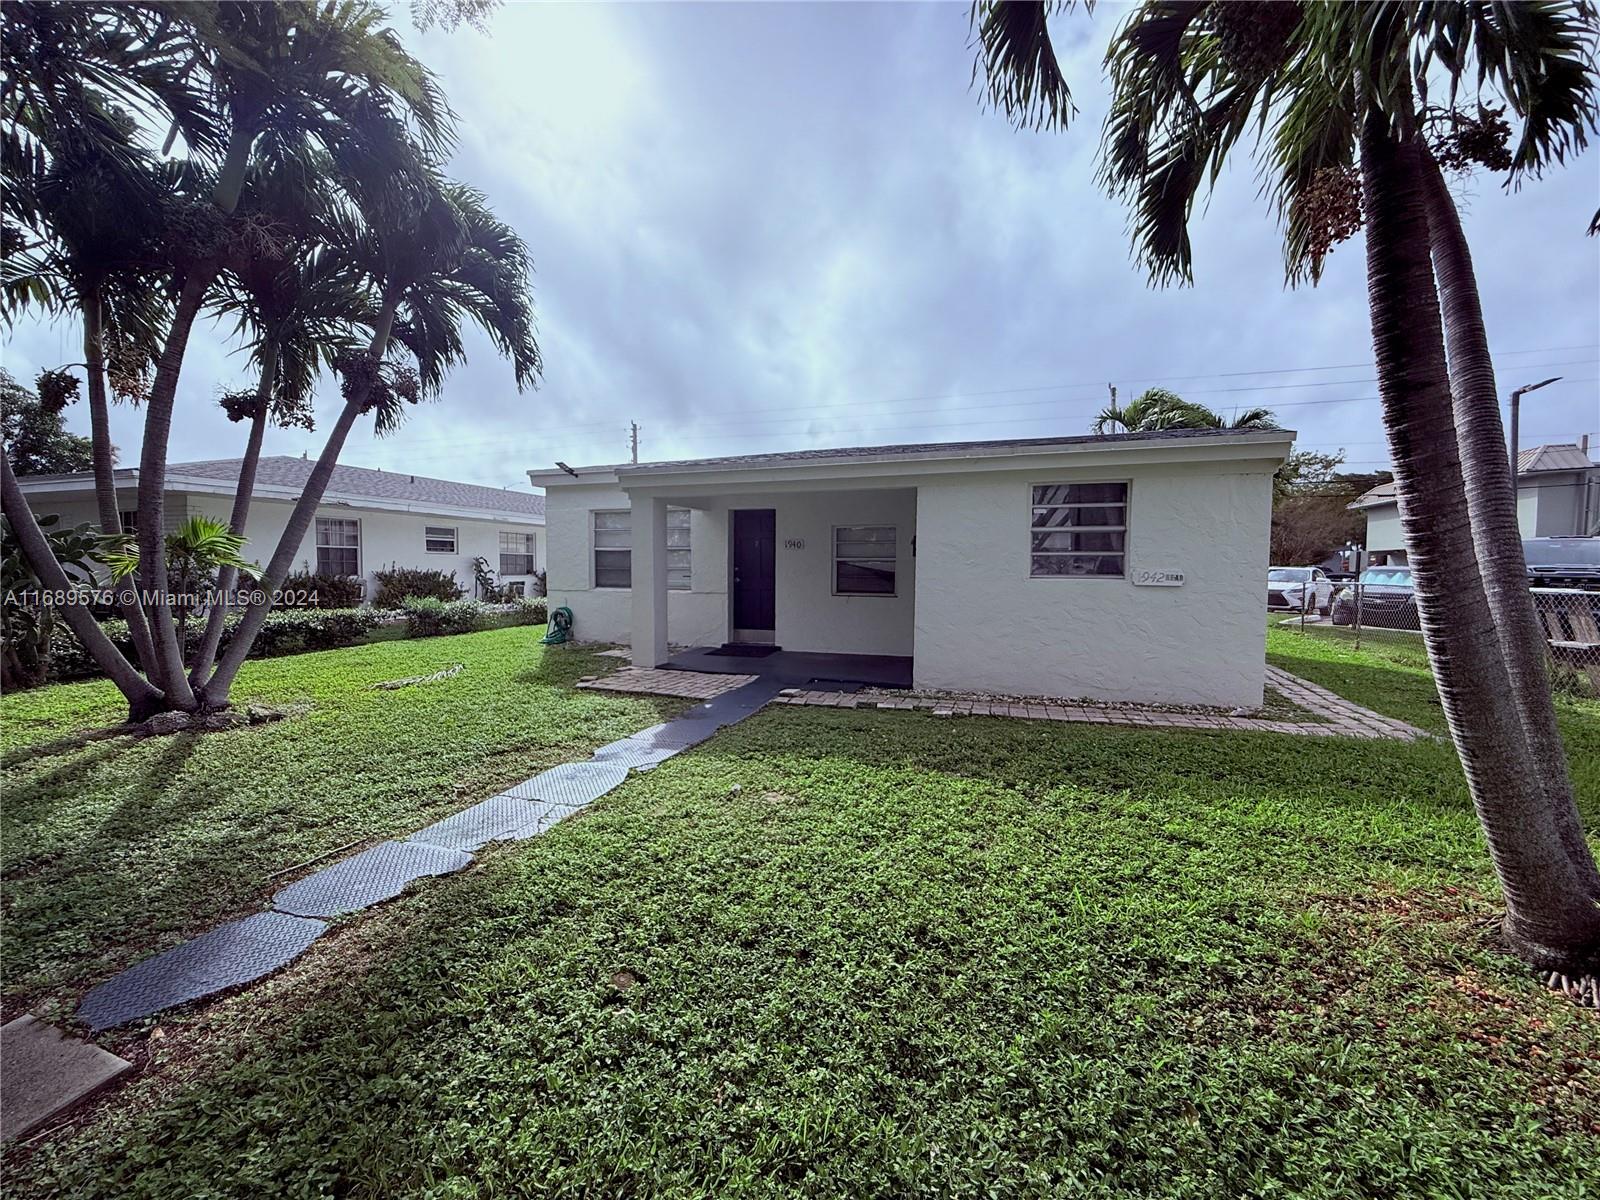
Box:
731 509 776 637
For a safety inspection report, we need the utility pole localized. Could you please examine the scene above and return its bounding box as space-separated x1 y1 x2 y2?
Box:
629 421 639 464
1508 376 1561 480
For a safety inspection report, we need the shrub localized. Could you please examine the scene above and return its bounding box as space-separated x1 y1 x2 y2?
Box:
276 570 366 609
373 565 464 608
402 596 483 638
45 608 382 683
507 596 547 625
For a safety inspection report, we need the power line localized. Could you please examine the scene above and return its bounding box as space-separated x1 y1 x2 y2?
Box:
377 360 1599 454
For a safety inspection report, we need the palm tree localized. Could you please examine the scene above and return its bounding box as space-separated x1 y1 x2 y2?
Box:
1092 386 1280 434
1 134 170 675
186 148 370 685
200 178 541 705
972 0 1600 970
1 0 450 717
128 0 450 710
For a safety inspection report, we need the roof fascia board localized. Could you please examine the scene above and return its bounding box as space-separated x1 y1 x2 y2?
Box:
613 437 1293 493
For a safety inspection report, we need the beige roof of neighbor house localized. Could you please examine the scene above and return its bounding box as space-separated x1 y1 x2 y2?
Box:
1349 442 1598 510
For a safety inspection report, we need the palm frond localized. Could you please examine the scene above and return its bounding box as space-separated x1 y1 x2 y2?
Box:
970 1 1086 131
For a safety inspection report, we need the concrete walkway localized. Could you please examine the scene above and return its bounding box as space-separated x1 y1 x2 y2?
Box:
75 675 787 1033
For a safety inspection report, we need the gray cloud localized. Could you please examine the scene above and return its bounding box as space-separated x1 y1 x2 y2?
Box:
5 2 1596 491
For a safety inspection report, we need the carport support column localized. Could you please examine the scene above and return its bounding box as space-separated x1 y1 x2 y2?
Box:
631 494 670 667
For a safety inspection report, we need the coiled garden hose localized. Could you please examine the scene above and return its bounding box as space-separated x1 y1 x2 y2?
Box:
540 605 574 645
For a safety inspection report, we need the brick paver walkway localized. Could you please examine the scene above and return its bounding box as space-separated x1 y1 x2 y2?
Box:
772 665 1427 742
577 668 759 700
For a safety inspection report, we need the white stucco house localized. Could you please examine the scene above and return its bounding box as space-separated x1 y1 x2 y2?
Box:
18 456 545 601
1349 440 1600 564
529 428 1293 709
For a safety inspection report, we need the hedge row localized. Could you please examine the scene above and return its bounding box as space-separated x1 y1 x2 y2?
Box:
45 597 548 683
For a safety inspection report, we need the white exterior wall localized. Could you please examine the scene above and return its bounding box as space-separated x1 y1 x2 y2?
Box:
1368 470 1599 559
1363 506 1408 563
545 482 728 646
1524 471 1594 537
544 483 917 654
913 460 1275 708
24 489 542 602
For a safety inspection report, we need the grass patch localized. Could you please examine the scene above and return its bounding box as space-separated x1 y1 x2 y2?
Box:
4 633 1598 1196
0 626 682 1018
1267 623 1600 826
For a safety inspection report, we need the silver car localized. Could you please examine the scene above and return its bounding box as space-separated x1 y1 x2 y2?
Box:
1267 566 1334 615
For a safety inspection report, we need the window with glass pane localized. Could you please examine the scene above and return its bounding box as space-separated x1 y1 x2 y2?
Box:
315 517 360 577
499 530 537 575
834 525 896 595
425 525 457 553
593 510 631 588
1030 483 1127 577
667 507 691 590
117 510 138 535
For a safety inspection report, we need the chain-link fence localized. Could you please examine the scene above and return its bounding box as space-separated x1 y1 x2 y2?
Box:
1272 582 1600 697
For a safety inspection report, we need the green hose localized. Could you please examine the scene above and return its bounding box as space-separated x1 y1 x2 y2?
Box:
540 605 574 645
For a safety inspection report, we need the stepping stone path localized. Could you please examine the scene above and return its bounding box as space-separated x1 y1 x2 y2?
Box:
1 1016 132 1141
773 666 1428 742
69 664 1406 1039
74 675 788 1033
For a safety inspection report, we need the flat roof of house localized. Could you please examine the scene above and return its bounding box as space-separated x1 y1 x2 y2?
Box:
1349 442 1598 510
530 427 1294 485
18 456 545 521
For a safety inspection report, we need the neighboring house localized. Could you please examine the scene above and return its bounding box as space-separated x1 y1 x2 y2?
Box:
530 428 1293 709
1349 440 1600 564
18 456 545 602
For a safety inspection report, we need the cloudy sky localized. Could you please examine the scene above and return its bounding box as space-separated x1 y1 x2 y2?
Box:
5 2 1597 495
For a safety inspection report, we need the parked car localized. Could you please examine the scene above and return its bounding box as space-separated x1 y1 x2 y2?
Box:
1267 566 1334 615
1331 565 1420 630
1523 536 1600 591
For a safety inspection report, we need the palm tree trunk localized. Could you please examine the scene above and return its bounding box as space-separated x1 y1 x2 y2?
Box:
133 269 210 710
188 340 278 687
201 299 400 705
2 451 165 720
1359 110 1600 969
82 288 160 676
125 122 256 710
1420 151 1600 900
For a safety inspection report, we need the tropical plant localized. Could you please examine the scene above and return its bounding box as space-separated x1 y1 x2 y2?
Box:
1092 386 1279 434
0 1 539 722
0 512 112 688
972 0 1600 974
104 514 257 661
470 554 504 601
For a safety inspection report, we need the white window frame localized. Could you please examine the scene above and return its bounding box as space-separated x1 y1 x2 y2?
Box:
667 506 691 591
1028 481 1129 579
832 524 898 597
424 525 458 554
315 516 362 578
498 529 538 576
592 510 631 589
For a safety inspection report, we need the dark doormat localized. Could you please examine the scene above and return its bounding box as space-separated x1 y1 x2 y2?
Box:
707 643 781 658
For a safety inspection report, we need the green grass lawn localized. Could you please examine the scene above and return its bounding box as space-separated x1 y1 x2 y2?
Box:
0 626 681 1018
4 628 1598 1196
